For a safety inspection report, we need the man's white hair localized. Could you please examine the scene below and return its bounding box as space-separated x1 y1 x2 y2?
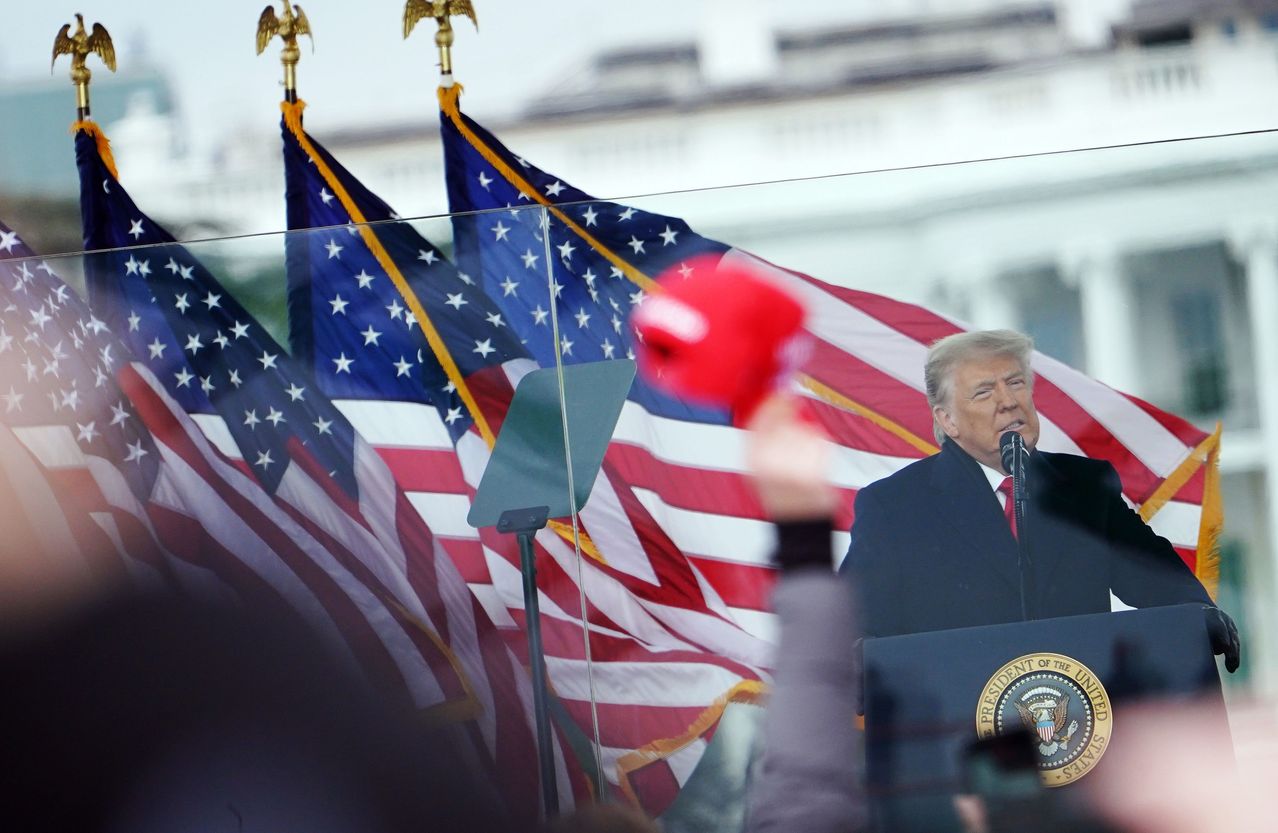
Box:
925 330 1035 446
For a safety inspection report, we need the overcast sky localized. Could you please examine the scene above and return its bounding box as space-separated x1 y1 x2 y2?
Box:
4 0 879 152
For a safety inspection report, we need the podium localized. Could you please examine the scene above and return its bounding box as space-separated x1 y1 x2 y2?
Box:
861 604 1227 832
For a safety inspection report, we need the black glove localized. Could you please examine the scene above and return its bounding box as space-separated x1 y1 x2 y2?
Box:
772 519 835 573
1204 605 1240 673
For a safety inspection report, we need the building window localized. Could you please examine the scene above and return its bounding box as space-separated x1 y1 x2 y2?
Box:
1170 290 1227 416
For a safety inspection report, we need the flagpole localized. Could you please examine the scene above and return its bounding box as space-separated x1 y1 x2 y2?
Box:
52 14 117 122
256 1 313 104
403 0 478 88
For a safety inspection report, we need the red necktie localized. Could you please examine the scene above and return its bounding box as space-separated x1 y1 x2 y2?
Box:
998 477 1018 540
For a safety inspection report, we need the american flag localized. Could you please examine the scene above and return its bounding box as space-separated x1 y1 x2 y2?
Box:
72 123 554 823
279 101 771 815
0 220 171 586
436 82 1222 796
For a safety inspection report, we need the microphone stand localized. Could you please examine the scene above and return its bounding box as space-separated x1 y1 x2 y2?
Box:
1002 432 1036 621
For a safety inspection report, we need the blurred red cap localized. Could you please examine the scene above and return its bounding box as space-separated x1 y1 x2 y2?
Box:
631 255 811 425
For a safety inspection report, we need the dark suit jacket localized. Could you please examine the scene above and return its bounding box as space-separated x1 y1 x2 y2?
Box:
841 440 1212 639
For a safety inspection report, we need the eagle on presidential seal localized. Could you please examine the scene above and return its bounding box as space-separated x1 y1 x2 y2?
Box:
1014 686 1081 756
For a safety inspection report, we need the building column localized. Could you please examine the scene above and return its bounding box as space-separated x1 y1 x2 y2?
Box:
1234 224 1278 693
1068 248 1140 393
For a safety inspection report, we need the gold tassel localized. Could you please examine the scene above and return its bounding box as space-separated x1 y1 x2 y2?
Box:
71 120 119 181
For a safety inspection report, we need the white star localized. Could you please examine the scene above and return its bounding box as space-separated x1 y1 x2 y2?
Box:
404 312 417 330
165 258 180 274
329 294 349 315
557 240 576 260
174 369 194 388
442 380 457 394
477 171 493 190
110 402 129 426
212 332 229 350
127 311 141 331
485 312 505 328
393 356 413 377
618 207 637 221
583 269 598 287
677 262 694 279
473 338 495 358
0 229 19 252
230 321 250 339
628 236 646 254
602 339 616 359
386 299 405 320
355 270 374 289
286 384 306 402
179 265 195 281
124 439 148 463
93 365 109 388
125 255 141 275
582 206 599 227
255 449 274 469
521 249 539 269
228 369 242 388
611 314 623 333
361 325 382 346
551 280 564 298
560 336 574 356
610 266 625 280
266 407 286 426
333 352 354 374
545 180 566 197
258 350 278 370
184 333 203 354
98 344 113 369
143 335 167 357
127 219 145 239
629 290 646 306
174 293 190 313
574 309 591 328
313 416 333 435
531 306 549 326
445 292 467 310
202 291 221 310
3 386 24 413
500 276 519 297
324 239 343 259
244 409 260 428
0 329 10 354
199 375 215 394
458 271 474 285
491 221 510 241
418 249 439 265
29 306 51 330
102 180 110 193
138 259 152 277
319 187 335 205
61 388 81 410
444 407 463 425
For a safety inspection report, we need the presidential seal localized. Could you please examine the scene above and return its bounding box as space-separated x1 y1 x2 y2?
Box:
975 652 1112 787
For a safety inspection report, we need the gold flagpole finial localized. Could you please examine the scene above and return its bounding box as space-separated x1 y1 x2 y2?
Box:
52 13 117 121
256 0 313 103
403 0 477 82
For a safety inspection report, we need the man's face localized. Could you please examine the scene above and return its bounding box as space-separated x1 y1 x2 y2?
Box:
933 352 1040 473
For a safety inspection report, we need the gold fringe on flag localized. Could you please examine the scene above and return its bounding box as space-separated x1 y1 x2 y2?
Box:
71 120 119 181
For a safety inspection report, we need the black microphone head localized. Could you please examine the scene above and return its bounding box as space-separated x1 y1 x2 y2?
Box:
999 431 1022 472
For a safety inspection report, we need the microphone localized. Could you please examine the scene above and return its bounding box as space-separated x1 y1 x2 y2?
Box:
1000 431 1028 497
999 430 1023 476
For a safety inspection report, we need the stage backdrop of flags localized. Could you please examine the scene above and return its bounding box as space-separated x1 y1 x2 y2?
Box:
0 76 1223 822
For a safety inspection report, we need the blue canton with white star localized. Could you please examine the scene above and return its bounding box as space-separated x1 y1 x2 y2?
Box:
76 131 360 496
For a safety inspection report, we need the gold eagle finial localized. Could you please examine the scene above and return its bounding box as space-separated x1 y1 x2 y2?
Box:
256 1 313 101
403 0 478 78
51 13 117 119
